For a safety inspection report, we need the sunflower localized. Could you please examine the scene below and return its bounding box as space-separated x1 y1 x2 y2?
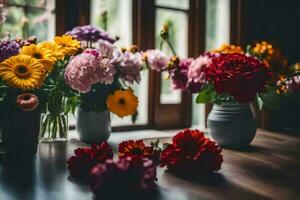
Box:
20 44 56 72
0 55 46 90
54 35 81 56
38 41 65 61
106 88 138 117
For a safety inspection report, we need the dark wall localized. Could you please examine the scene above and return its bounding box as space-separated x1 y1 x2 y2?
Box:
243 0 300 63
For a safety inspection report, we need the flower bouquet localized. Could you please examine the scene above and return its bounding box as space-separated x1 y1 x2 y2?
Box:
64 25 141 143
146 26 280 148
0 36 49 160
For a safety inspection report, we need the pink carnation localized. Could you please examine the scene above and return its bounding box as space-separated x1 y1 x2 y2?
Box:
98 58 116 85
146 49 169 72
65 49 100 93
187 55 211 83
120 51 142 84
64 49 116 93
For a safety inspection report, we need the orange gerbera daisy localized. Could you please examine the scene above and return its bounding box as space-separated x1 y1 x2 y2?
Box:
106 88 138 117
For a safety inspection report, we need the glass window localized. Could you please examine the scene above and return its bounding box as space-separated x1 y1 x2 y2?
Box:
91 0 148 126
192 0 230 128
1 0 55 41
155 7 188 104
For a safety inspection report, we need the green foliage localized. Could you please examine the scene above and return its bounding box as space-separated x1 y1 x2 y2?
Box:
258 86 282 111
196 84 216 104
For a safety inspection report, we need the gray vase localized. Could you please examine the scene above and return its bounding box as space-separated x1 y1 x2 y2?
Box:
207 103 257 149
76 108 111 144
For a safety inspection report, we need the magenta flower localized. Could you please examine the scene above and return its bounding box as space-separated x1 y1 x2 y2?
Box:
90 157 157 198
286 75 300 92
146 49 169 72
170 58 193 91
120 51 142 84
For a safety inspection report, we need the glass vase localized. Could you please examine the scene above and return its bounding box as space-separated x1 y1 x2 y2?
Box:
40 113 69 142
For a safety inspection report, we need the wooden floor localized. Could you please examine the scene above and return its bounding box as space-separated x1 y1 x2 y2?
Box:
0 129 299 200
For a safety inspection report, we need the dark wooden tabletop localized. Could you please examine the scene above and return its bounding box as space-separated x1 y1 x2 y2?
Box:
0 129 300 200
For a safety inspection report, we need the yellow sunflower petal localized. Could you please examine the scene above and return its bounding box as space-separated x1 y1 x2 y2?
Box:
20 44 56 73
0 54 46 90
38 41 65 60
54 35 81 56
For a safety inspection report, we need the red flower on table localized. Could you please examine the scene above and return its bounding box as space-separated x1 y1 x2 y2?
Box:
118 140 160 164
160 129 223 174
67 142 113 181
205 53 272 103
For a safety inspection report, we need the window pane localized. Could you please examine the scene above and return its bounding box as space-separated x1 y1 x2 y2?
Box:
91 0 132 47
155 8 188 104
192 0 230 127
155 0 189 10
1 0 55 40
205 0 230 50
91 0 148 126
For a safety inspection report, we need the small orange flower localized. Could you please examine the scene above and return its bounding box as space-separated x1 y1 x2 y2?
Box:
212 44 244 54
106 88 138 118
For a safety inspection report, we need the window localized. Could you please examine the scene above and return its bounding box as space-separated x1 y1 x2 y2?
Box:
91 0 149 127
1 0 55 40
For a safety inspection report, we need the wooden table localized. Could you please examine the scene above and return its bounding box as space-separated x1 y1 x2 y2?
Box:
0 129 299 200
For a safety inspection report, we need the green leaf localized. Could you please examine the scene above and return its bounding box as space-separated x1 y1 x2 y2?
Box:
260 90 282 111
196 84 216 104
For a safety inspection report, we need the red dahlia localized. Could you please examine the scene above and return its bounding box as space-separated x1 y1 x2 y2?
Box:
67 142 113 181
205 53 272 103
160 129 223 174
118 140 160 164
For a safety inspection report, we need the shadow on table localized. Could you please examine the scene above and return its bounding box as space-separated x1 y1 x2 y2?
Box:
0 161 36 195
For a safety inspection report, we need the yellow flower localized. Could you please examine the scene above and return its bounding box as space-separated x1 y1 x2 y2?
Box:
38 41 65 61
106 88 138 118
20 44 56 72
252 41 274 56
212 44 244 54
0 55 46 90
54 35 81 56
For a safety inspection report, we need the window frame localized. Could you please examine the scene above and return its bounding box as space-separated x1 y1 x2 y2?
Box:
56 0 206 131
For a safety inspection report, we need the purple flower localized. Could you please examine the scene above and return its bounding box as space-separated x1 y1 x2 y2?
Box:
286 75 300 92
66 25 116 43
120 51 142 84
90 157 157 198
0 40 20 62
146 49 169 72
170 58 193 91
